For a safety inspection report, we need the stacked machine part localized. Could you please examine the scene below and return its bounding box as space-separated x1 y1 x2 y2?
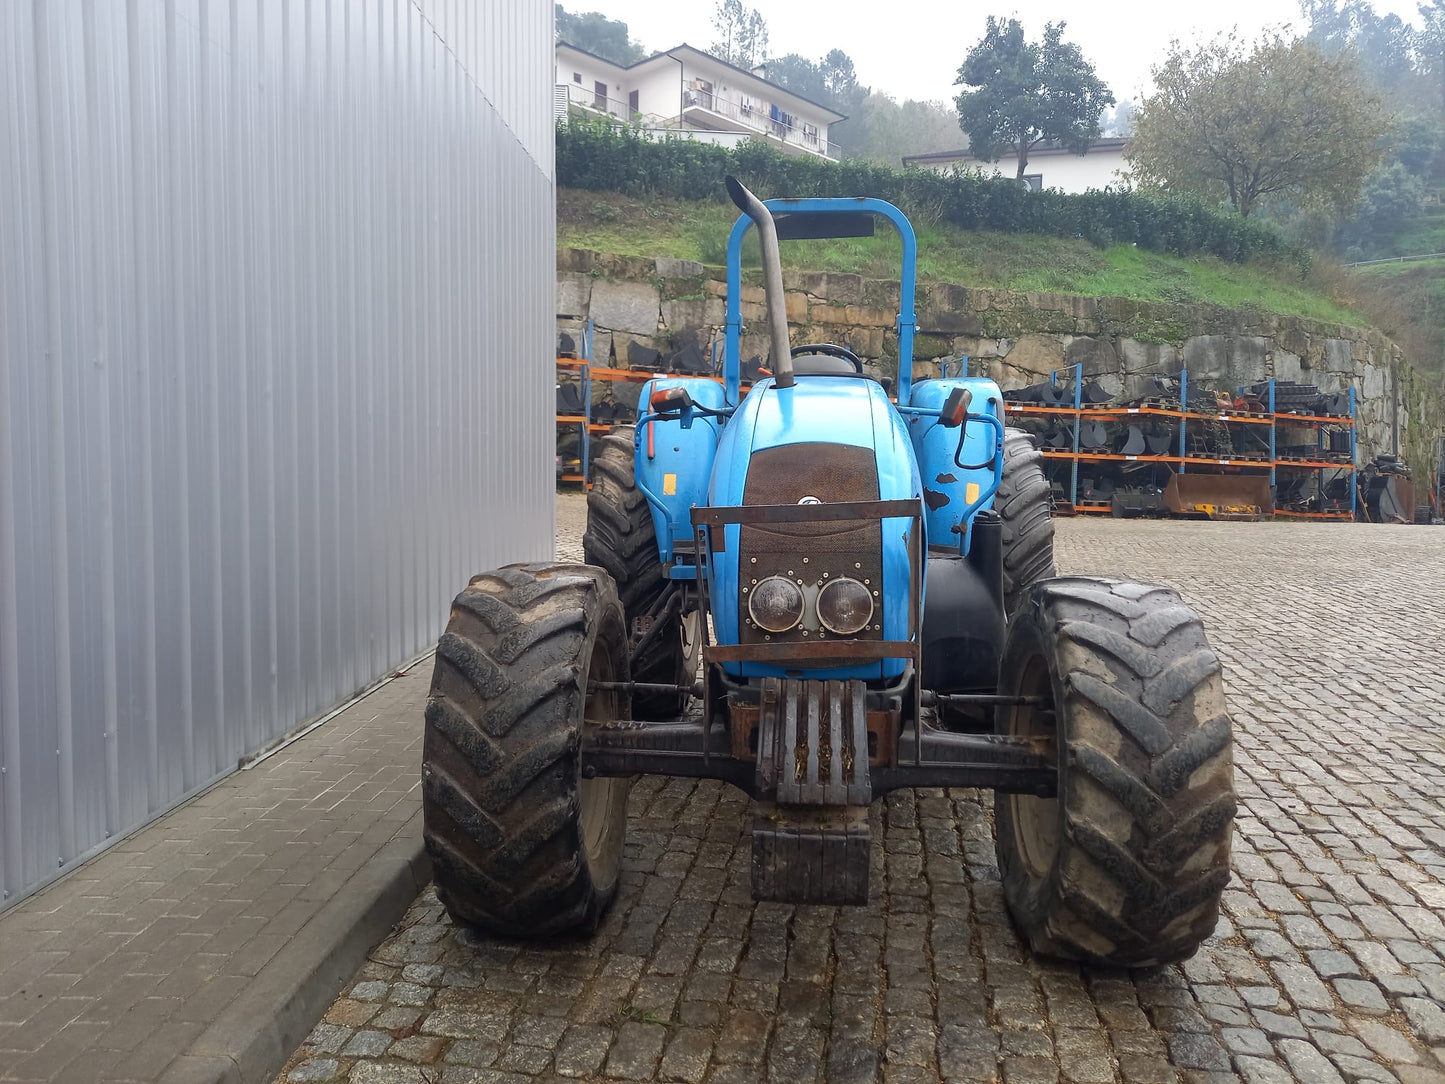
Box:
1000 367 1358 521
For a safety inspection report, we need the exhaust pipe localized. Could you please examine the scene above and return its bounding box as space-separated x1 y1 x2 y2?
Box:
725 175 794 389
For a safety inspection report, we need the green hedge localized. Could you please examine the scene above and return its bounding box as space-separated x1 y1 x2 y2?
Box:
556 117 1309 270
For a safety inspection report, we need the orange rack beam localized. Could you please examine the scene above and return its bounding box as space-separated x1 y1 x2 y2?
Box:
1274 413 1354 425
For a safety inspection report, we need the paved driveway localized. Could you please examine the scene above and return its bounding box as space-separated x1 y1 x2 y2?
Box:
280 500 1445 1084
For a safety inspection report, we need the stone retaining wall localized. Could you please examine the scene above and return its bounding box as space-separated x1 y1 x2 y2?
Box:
556 247 1441 469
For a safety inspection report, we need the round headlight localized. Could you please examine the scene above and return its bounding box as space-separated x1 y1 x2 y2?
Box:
748 576 806 633
817 577 874 636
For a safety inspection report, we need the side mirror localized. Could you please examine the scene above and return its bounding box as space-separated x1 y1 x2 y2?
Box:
940 386 972 428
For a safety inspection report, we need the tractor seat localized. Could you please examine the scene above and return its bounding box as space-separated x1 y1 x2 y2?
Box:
791 345 878 381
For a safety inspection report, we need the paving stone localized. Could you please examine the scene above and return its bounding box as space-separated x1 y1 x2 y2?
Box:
443 1040 501 1068
603 1021 667 1079
496 1043 552 1074
1002 1056 1058 1084
349 1066 428 1084
1117 1055 1177 1084
303 1024 354 1055
287 1059 340 1082
1167 1032 1231 1072
1241 986 1283 1008
1330 1056 1398 1084
341 1030 394 1057
1255 1009 1311 1040
1400 998 1445 1044
1278 1039 1347 1084
658 1026 713 1083
1333 979 1389 1014
1236 1056 1297 1084
1350 1018 1422 1064
1272 962 1336 1010
1222 1027 1275 1056
1301 1010 1347 1033
551 1025 612 1078
1310 950 1364 978
1283 916 1334 950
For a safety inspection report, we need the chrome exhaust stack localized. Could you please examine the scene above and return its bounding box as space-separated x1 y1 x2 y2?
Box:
724 175 794 389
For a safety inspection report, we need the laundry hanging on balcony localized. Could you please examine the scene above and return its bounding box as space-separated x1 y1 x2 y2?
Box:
768 104 794 139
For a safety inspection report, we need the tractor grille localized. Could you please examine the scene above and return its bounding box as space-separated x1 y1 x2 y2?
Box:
739 443 882 648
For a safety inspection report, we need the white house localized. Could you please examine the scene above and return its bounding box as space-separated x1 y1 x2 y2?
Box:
555 42 846 161
902 138 1131 193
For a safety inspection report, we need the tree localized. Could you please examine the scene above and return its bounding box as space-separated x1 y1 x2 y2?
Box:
711 0 769 69
1301 0 1419 100
840 93 962 164
555 4 645 66
1099 99 1136 138
1128 33 1390 216
1419 0 1445 110
765 49 865 111
952 18 1113 180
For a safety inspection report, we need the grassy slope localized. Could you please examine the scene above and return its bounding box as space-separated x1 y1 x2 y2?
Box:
559 189 1366 325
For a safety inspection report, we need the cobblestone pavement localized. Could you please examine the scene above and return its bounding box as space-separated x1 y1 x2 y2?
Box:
279 498 1445 1084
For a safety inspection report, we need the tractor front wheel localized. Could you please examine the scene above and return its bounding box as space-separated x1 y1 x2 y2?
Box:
995 577 1236 966
422 563 630 937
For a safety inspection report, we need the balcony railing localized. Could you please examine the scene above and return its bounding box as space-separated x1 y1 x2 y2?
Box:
682 87 839 159
555 83 840 161
555 82 666 126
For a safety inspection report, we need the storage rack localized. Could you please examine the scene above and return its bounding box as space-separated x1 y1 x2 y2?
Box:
556 323 660 483
1004 364 1357 519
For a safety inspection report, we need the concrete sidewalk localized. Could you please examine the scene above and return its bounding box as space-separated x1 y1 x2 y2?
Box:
0 660 432 1084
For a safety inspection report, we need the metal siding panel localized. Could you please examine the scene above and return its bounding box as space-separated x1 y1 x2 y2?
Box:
0 0 555 910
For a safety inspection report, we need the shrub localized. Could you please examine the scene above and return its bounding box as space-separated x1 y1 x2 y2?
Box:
556 116 1307 268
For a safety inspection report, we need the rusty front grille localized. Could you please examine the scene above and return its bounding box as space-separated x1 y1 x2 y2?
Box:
739 443 881 648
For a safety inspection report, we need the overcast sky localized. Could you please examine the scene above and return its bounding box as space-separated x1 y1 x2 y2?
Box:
573 0 1429 105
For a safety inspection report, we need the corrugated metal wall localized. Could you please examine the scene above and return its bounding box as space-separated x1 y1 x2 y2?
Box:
0 0 556 909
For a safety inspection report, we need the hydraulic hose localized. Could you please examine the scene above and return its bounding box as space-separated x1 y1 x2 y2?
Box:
724 175 794 389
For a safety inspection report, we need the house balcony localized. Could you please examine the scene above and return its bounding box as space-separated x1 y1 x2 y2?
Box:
681 88 840 160
555 82 665 126
555 84 840 162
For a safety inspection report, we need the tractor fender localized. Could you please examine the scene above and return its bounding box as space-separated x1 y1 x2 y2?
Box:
908 377 1005 549
633 376 727 563
920 511 1005 695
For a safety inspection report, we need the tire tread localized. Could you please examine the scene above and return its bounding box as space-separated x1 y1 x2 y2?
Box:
421 562 628 938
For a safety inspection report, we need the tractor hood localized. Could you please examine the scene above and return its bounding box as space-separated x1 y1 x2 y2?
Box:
708 377 919 505
707 377 922 681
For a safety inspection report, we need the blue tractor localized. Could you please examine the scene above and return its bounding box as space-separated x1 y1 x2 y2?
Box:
422 180 1236 966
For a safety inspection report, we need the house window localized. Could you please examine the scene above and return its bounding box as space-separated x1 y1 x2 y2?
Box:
628 90 639 119
1022 174 1043 191
573 72 581 84
593 80 607 110
802 122 819 147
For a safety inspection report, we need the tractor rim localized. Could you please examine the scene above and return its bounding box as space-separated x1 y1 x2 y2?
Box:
681 610 703 679
1008 654 1060 882
580 638 626 869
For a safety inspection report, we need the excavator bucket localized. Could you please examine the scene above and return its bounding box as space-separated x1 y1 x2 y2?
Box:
1163 473 1274 520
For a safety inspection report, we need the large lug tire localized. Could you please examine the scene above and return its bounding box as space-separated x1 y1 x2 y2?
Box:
997 428 1056 616
422 563 631 938
584 432 699 718
995 577 1236 967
